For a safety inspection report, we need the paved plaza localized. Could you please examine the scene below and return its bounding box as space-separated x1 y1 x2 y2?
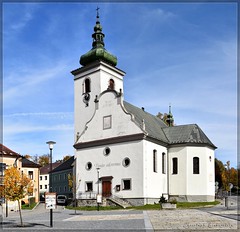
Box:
0 197 238 231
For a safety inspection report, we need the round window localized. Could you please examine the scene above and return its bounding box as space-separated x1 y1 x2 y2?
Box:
86 162 92 170
104 147 111 156
123 157 130 167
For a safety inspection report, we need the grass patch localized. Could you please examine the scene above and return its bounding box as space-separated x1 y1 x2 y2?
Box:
22 202 37 210
127 204 160 210
66 201 220 211
66 205 122 211
177 201 220 208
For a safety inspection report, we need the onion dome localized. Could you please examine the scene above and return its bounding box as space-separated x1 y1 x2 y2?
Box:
80 8 117 67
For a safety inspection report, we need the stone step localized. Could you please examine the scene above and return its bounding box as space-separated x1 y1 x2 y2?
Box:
108 197 132 209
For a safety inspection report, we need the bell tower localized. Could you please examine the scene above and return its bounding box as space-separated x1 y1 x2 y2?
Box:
71 8 125 142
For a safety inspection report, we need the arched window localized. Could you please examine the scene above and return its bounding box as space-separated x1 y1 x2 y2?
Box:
108 79 115 90
172 157 178 174
84 78 91 93
162 152 166 174
153 150 157 173
193 157 200 174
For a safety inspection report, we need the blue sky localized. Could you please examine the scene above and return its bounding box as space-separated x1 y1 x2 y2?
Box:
2 2 238 168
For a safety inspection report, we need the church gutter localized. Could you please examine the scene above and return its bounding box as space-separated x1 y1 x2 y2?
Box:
74 133 145 150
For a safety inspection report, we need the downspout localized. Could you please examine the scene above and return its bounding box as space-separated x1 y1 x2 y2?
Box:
167 148 170 200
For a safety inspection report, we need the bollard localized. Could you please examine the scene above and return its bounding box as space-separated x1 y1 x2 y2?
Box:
225 196 229 209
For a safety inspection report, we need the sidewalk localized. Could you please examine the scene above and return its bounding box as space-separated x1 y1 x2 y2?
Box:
1 200 239 231
146 198 238 231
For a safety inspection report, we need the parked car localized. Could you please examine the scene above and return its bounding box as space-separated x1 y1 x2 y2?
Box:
57 195 67 205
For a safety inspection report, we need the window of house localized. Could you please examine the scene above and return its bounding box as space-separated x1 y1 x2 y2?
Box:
28 171 33 180
172 158 178 174
122 179 131 190
162 152 166 174
153 150 157 173
86 162 92 171
40 185 42 189
40 176 42 181
45 176 47 180
108 79 115 90
64 186 67 192
193 157 200 174
103 115 112 129
104 147 111 156
0 163 6 176
123 157 130 167
59 174 62 180
86 182 93 192
84 78 91 93
45 185 47 189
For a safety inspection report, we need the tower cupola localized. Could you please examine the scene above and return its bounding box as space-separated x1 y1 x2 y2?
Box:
166 104 174 127
80 8 117 67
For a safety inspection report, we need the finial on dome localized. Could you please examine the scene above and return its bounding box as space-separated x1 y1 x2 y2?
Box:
79 8 117 67
96 6 100 22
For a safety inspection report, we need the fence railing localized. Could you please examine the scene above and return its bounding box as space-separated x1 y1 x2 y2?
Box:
77 191 97 199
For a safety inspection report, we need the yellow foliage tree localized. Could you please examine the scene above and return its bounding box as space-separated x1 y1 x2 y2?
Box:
3 166 33 226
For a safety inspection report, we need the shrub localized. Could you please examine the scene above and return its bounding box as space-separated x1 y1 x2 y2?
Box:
159 196 167 204
169 198 177 204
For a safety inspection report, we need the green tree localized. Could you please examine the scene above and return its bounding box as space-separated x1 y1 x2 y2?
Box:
215 158 225 189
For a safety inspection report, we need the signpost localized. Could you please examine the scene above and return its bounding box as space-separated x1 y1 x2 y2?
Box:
45 192 56 227
97 194 102 211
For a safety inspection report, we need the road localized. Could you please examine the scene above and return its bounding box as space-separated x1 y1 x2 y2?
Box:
0 196 238 231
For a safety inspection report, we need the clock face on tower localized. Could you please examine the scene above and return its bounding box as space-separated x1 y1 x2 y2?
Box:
83 93 90 106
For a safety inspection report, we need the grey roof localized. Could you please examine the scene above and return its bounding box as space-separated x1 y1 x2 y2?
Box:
50 156 75 173
163 124 217 148
123 101 169 144
40 162 62 175
123 101 216 149
22 157 41 168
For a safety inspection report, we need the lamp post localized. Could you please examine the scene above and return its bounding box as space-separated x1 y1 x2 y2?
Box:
46 141 56 227
96 168 100 211
224 160 230 209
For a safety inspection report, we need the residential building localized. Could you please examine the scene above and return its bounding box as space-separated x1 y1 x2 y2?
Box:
21 157 41 203
39 162 61 201
51 156 75 199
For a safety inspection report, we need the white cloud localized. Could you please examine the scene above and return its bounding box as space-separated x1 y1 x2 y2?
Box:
4 3 40 33
3 60 69 102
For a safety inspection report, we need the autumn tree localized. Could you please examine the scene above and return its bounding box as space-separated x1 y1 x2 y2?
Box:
23 154 31 159
38 154 50 166
68 173 81 214
215 158 239 192
3 166 33 226
63 155 72 162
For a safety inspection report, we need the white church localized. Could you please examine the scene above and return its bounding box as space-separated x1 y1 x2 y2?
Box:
71 11 216 206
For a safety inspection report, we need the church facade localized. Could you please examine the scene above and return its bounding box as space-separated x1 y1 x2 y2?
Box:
71 12 216 205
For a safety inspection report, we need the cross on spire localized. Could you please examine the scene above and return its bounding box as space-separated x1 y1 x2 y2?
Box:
96 6 100 19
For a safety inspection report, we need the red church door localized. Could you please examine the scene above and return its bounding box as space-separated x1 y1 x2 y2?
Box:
102 180 112 197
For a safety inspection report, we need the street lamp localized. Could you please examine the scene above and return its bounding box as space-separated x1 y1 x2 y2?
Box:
224 160 230 209
96 168 100 211
46 141 56 227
